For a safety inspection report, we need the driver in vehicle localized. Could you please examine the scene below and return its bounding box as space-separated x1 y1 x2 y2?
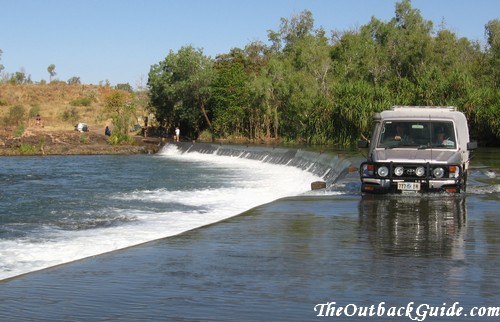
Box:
435 126 454 147
393 123 414 144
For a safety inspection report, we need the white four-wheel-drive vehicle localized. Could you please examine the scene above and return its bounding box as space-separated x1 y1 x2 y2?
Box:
358 106 477 193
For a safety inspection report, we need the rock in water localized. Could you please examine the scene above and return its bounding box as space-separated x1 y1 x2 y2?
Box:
311 181 327 190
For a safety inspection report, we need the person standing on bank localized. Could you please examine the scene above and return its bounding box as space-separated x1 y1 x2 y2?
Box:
105 126 111 136
175 127 180 142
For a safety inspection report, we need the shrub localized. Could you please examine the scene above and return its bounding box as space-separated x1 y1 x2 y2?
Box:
4 105 26 126
29 105 41 118
14 124 25 137
61 107 79 123
197 129 213 142
18 143 35 154
79 134 89 144
108 133 134 145
70 97 92 106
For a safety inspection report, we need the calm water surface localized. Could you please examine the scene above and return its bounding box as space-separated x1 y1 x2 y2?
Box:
0 147 499 321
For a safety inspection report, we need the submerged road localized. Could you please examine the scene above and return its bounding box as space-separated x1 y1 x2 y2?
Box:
1 193 499 321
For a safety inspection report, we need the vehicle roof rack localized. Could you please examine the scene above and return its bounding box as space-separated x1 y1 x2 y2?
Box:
391 106 456 111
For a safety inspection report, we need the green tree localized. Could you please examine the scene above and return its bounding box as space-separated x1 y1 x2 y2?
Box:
47 64 56 82
265 9 339 144
485 19 500 87
143 1 499 146
268 10 314 54
241 43 272 141
148 46 214 138
211 48 251 138
105 90 134 144
115 83 133 93
67 76 81 85
258 57 289 140
10 70 29 84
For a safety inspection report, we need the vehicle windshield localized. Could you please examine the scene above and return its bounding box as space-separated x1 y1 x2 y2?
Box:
377 121 456 149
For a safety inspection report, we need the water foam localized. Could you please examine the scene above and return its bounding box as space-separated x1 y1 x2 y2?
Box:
0 146 322 281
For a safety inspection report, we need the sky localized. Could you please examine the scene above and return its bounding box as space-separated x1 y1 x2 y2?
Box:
1 0 498 87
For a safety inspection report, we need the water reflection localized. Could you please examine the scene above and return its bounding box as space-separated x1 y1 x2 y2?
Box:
359 194 467 258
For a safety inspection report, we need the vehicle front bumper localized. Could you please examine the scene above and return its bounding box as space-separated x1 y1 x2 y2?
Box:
360 178 461 193
359 161 464 193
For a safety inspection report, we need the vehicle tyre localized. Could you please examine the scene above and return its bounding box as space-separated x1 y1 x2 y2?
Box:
462 171 468 193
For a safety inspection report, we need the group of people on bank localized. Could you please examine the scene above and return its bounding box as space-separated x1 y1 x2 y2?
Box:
104 125 181 142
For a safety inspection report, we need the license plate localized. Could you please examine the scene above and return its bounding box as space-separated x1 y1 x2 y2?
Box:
398 182 421 191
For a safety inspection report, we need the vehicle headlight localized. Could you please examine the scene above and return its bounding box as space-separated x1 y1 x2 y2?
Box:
433 167 445 178
394 166 404 176
415 166 426 177
378 166 389 177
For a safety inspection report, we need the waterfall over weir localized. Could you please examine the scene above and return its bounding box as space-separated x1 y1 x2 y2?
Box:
167 142 352 187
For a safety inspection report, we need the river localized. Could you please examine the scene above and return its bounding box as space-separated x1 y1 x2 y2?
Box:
0 144 499 321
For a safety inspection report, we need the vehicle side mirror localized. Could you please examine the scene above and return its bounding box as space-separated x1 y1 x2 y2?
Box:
358 140 369 148
467 141 478 150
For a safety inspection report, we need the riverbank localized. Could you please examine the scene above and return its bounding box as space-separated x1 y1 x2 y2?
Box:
0 83 160 155
0 128 163 156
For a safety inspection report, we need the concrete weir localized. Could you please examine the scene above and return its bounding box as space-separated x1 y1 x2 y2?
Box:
167 142 352 189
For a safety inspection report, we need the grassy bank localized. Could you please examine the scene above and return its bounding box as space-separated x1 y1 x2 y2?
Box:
0 83 161 156
0 83 113 132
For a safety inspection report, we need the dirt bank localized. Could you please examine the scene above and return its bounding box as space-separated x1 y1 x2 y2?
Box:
0 128 163 156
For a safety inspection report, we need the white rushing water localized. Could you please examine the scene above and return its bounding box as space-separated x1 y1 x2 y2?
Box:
0 145 322 280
